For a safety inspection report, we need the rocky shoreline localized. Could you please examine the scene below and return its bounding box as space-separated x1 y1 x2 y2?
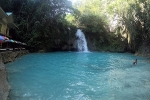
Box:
0 50 29 100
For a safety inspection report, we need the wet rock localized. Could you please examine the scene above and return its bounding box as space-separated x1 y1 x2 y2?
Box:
0 57 10 100
135 44 150 59
0 50 29 100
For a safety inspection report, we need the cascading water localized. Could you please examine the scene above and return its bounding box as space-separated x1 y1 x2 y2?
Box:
75 29 89 52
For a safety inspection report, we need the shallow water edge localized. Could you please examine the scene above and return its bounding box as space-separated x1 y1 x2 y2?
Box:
0 50 29 100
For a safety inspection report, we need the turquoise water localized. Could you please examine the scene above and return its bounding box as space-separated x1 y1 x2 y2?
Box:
6 52 150 100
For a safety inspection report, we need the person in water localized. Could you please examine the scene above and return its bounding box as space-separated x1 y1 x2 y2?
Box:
133 59 137 65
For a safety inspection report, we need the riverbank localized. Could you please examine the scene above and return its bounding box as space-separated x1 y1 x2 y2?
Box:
0 50 29 100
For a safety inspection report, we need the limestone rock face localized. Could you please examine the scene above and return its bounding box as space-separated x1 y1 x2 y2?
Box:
0 50 29 100
0 57 10 100
135 44 150 58
1 50 29 63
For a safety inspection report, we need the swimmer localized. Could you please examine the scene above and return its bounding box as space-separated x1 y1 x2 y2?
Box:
133 59 137 65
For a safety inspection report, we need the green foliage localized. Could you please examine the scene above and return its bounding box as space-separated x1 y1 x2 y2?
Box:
76 0 150 52
1 0 150 52
70 0 128 52
1 0 75 51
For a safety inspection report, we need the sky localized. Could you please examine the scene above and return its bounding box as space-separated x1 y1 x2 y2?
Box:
70 0 80 4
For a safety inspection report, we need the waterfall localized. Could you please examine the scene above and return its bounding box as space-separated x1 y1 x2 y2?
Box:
75 29 89 52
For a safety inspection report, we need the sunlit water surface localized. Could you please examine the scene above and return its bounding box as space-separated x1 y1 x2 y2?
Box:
6 52 150 100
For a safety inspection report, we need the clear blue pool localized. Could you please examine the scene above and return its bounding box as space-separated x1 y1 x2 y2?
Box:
6 52 150 100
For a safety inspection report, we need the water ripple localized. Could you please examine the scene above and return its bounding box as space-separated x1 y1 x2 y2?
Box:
6 52 150 100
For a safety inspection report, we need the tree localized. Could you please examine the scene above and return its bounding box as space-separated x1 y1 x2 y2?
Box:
1 0 74 51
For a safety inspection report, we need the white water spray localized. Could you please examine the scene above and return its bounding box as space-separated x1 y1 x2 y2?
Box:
75 29 89 52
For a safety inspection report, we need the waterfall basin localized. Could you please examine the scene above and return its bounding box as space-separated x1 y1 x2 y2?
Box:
6 52 150 100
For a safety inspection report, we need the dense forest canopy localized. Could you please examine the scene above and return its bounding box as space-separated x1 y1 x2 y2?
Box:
70 0 150 52
0 0 150 52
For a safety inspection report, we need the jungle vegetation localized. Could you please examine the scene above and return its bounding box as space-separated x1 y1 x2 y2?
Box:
0 0 150 52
